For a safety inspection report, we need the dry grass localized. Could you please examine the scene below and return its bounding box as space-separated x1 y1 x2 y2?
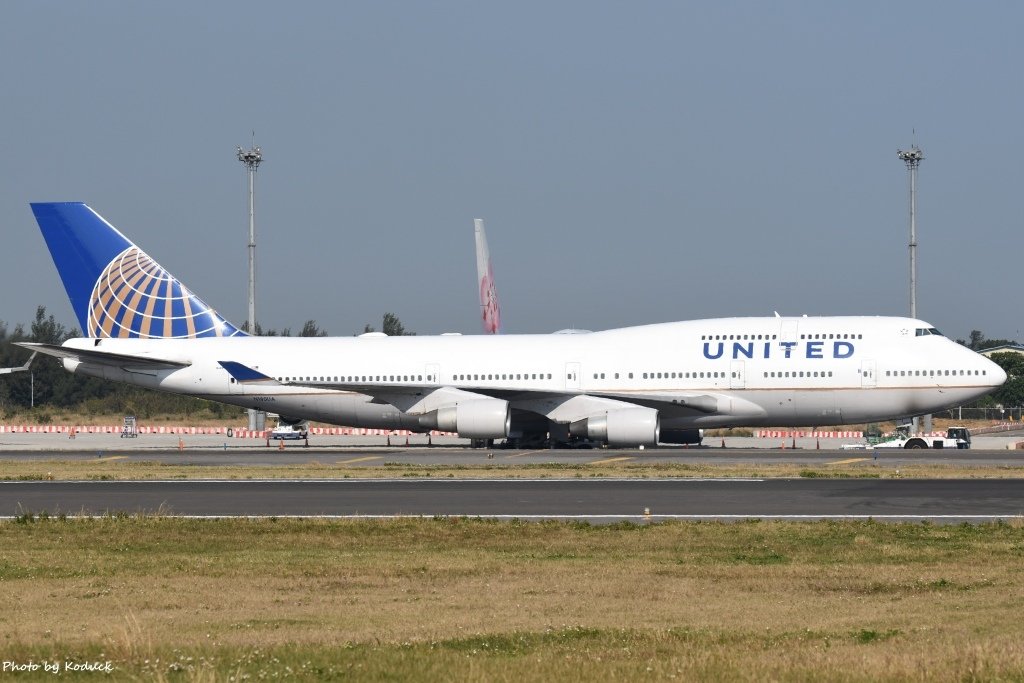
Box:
1 517 1024 680
2 458 1024 482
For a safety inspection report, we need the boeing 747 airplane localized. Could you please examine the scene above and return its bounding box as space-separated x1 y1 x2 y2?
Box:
19 203 1006 447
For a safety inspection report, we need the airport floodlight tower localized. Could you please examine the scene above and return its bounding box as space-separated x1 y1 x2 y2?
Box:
898 143 926 434
237 143 263 334
897 144 924 319
238 142 263 433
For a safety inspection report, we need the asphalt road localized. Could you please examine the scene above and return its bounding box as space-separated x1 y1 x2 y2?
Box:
3 478 1023 522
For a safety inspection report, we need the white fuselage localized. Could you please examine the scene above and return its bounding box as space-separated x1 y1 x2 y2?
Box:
60 316 1005 433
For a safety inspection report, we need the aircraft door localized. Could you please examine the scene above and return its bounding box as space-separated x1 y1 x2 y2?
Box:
425 363 440 385
226 366 243 394
565 362 581 391
730 360 745 389
861 360 876 388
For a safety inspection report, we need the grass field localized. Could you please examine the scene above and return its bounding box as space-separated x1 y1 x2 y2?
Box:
2 516 1024 681
2 458 1024 482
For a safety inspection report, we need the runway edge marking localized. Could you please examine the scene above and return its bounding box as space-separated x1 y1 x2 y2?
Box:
0 514 1019 521
0 477 767 484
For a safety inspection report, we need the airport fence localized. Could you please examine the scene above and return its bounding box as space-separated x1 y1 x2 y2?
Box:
935 407 1024 422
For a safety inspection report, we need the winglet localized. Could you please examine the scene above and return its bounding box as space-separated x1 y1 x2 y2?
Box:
29 202 245 338
474 218 501 334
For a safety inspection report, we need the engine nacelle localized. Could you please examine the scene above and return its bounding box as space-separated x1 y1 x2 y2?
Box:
570 407 660 447
419 399 510 439
659 428 703 445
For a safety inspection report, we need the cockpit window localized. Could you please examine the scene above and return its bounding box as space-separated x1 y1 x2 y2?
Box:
915 328 944 337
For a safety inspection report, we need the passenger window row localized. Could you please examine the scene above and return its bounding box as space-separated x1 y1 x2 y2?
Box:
763 371 834 378
799 333 862 340
279 375 429 383
699 332 865 341
453 373 554 381
701 333 778 341
641 371 725 379
885 369 986 377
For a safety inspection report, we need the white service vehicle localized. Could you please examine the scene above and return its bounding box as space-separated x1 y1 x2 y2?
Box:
874 424 972 450
270 422 309 440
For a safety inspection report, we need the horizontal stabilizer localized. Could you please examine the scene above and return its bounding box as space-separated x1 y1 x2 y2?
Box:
16 342 190 370
0 352 37 375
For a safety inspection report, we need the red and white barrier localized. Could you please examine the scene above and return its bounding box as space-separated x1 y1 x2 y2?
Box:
0 423 461 439
756 430 864 439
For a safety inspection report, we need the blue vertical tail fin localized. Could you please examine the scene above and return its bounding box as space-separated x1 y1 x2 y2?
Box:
30 202 245 338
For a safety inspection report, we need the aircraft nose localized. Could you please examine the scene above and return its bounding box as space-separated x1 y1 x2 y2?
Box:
989 360 1008 387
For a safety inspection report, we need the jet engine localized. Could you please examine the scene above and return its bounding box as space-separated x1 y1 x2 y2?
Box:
570 407 660 447
418 399 511 439
277 415 310 430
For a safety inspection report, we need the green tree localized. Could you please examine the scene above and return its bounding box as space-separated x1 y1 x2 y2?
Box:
299 320 327 337
14 306 79 409
959 330 1018 351
30 306 69 344
383 312 414 336
361 313 414 336
989 352 1024 407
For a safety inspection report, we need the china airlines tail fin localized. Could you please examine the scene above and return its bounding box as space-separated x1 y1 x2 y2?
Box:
29 202 245 338
474 218 501 334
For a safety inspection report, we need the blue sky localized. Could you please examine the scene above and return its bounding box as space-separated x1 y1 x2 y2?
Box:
2 2 1021 340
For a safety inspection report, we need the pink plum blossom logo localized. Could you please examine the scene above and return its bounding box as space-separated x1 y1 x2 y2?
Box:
480 263 501 334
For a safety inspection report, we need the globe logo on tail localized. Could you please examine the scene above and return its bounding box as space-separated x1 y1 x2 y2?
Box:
88 247 243 338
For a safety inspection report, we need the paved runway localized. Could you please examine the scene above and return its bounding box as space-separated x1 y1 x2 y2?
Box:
2 479 1023 522
1 431 1021 455
2 447 1024 467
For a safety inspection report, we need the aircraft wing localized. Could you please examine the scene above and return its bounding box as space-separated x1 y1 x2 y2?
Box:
218 361 457 410
0 352 37 375
16 342 191 370
586 391 721 414
216 360 744 421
